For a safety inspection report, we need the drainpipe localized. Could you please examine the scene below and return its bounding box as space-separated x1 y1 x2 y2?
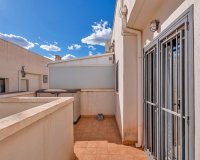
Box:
120 4 143 148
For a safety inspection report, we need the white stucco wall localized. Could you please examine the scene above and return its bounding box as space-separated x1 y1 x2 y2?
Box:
112 0 124 139
21 74 41 91
0 102 43 119
112 0 139 143
123 35 138 141
80 90 115 116
49 65 115 89
123 0 136 22
0 39 51 92
48 53 114 67
0 98 74 160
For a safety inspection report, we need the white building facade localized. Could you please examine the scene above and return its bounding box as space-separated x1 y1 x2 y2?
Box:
47 53 116 118
0 39 52 93
48 53 115 89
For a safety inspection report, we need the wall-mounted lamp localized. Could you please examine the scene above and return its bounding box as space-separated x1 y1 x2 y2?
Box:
150 20 160 32
21 66 26 77
120 5 128 29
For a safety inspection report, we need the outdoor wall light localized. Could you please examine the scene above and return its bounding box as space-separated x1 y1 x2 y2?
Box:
21 66 26 77
150 20 160 32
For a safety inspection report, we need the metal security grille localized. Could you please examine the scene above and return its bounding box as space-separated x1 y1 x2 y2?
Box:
144 45 158 159
143 7 194 160
160 26 186 160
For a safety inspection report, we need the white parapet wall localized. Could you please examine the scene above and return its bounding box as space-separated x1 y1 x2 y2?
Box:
0 97 74 160
80 89 116 116
47 53 116 117
48 65 115 89
0 92 35 98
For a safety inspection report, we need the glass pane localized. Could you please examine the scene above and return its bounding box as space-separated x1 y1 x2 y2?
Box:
161 112 182 160
161 44 166 108
172 38 178 112
181 30 185 117
167 42 172 110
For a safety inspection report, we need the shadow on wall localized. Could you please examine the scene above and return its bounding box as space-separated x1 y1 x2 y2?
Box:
158 0 185 29
115 93 123 141
143 0 185 46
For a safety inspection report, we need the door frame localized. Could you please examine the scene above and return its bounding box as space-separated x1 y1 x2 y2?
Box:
0 78 6 93
143 5 194 160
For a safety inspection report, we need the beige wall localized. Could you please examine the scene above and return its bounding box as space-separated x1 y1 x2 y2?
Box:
21 73 40 91
0 102 44 119
0 39 51 92
113 0 200 158
0 92 35 98
112 0 200 154
135 0 199 159
112 0 139 142
112 0 124 139
80 90 115 116
0 98 74 160
123 35 138 141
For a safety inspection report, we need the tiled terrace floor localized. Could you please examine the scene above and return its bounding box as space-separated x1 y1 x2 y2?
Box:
74 117 147 160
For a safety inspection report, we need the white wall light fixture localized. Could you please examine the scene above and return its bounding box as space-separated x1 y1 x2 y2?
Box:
150 20 160 32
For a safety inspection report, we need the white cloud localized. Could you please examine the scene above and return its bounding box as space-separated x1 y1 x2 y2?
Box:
34 42 39 45
40 44 61 52
44 55 55 61
88 45 96 50
81 20 112 46
62 54 76 60
67 44 81 50
0 33 35 49
44 54 76 61
88 51 93 56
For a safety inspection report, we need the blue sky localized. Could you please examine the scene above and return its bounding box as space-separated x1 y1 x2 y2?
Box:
0 0 115 60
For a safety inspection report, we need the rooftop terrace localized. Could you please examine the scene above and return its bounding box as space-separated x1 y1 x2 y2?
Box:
0 92 147 160
74 117 147 160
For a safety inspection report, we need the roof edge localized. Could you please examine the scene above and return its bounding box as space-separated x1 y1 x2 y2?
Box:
111 0 119 41
0 38 52 62
47 52 114 66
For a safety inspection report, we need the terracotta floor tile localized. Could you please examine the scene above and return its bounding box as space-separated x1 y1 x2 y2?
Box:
74 148 87 155
107 143 120 148
96 154 110 160
86 148 97 155
74 117 147 160
75 154 96 160
108 155 123 160
75 141 88 148
87 141 108 148
96 147 108 155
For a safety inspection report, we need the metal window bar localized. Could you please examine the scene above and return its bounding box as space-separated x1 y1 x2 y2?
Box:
144 46 158 158
144 14 193 159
